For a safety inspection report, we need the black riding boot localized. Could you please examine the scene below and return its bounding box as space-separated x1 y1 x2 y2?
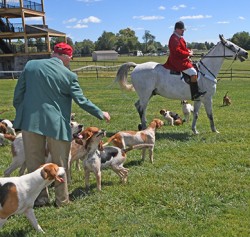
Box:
190 82 206 101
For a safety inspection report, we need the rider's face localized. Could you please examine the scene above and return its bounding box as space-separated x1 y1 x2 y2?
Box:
176 28 185 36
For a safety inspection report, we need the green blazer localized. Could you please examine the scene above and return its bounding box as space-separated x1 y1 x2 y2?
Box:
13 57 104 141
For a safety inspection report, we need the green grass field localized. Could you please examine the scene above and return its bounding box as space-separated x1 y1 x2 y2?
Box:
0 56 250 237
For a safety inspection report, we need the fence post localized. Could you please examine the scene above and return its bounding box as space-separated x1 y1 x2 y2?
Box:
96 68 98 79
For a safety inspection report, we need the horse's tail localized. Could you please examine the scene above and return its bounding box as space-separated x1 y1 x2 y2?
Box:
115 62 137 91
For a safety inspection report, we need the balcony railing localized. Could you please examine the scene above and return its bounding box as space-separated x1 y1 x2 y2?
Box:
0 23 23 33
0 42 48 54
0 0 42 12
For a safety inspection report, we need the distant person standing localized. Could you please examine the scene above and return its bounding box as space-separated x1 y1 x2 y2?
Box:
164 21 206 100
13 42 110 207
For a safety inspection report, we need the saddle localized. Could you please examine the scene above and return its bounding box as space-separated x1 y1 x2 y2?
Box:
169 71 191 84
168 62 199 85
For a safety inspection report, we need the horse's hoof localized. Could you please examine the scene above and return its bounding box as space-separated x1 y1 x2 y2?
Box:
138 124 143 131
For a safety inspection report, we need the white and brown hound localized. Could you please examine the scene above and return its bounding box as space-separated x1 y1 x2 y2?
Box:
75 127 153 191
103 118 164 163
0 163 65 233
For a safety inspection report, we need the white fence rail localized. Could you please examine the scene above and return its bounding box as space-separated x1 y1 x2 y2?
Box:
1 67 250 80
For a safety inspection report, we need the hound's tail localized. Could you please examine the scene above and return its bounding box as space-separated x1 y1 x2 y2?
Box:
123 144 154 153
102 135 116 147
115 62 137 91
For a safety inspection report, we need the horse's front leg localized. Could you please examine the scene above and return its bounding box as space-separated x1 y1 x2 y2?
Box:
192 100 202 134
203 98 219 133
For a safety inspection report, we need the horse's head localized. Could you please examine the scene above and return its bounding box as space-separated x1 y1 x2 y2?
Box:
219 34 248 62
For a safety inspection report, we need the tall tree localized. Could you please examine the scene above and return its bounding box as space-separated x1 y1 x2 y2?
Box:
115 28 139 54
95 31 116 50
231 31 250 50
75 39 95 56
142 30 155 53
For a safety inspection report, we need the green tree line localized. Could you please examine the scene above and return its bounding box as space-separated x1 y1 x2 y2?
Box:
53 29 250 57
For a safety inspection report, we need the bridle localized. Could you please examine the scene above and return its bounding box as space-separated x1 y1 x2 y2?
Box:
198 41 240 79
201 44 240 59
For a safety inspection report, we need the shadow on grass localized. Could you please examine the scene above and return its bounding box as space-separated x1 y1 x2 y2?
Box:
0 230 27 237
125 159 144 168
156 132 191 141
69 181 114 200
69 186 87 200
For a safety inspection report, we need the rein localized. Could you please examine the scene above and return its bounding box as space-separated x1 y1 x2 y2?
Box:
196 54 236 58
199 60 216 79
198 42 239 79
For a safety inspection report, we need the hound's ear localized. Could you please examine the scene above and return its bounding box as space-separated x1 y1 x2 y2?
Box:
41 165 56 180
41 167 48 179
219 34 226 44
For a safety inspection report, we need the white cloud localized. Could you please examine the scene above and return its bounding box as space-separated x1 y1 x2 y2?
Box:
63 16 100 29
217 21 230 24
78 16 101 24
133 15 165 20
238 16 245 20
131 27 144 31
171 4 186 10
180 15 212 20
63 18 77 24
158 6 165 10
66 24 88 29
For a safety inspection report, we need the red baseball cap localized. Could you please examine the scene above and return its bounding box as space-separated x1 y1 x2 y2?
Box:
54 42 73 58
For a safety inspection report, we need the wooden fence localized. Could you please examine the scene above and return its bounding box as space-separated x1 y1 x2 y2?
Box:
1 63 250 81
72 65 250 81
217 69 250 80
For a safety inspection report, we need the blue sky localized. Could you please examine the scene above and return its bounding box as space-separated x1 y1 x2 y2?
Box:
27 0 249 45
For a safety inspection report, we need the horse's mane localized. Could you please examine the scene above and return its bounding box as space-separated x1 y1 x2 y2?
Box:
202 41 220 58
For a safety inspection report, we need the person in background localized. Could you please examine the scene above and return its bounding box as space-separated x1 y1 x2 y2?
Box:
13 42 110 207
164 21 206 100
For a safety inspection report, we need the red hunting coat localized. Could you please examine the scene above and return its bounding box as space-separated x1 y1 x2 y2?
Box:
163 33 193 71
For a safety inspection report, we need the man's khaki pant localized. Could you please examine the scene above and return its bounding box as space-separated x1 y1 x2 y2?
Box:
22 130 71 207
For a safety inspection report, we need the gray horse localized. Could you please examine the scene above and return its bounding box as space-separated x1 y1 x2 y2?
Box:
115 35 248 134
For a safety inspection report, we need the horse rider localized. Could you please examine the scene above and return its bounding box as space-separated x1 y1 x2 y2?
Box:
164 21 206 100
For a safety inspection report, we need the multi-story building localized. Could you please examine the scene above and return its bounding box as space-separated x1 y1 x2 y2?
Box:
0 0 67 74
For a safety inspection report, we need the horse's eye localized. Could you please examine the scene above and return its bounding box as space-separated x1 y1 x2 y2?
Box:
228 44 235 51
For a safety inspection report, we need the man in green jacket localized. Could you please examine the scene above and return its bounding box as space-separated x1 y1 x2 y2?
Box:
13 42 110 207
